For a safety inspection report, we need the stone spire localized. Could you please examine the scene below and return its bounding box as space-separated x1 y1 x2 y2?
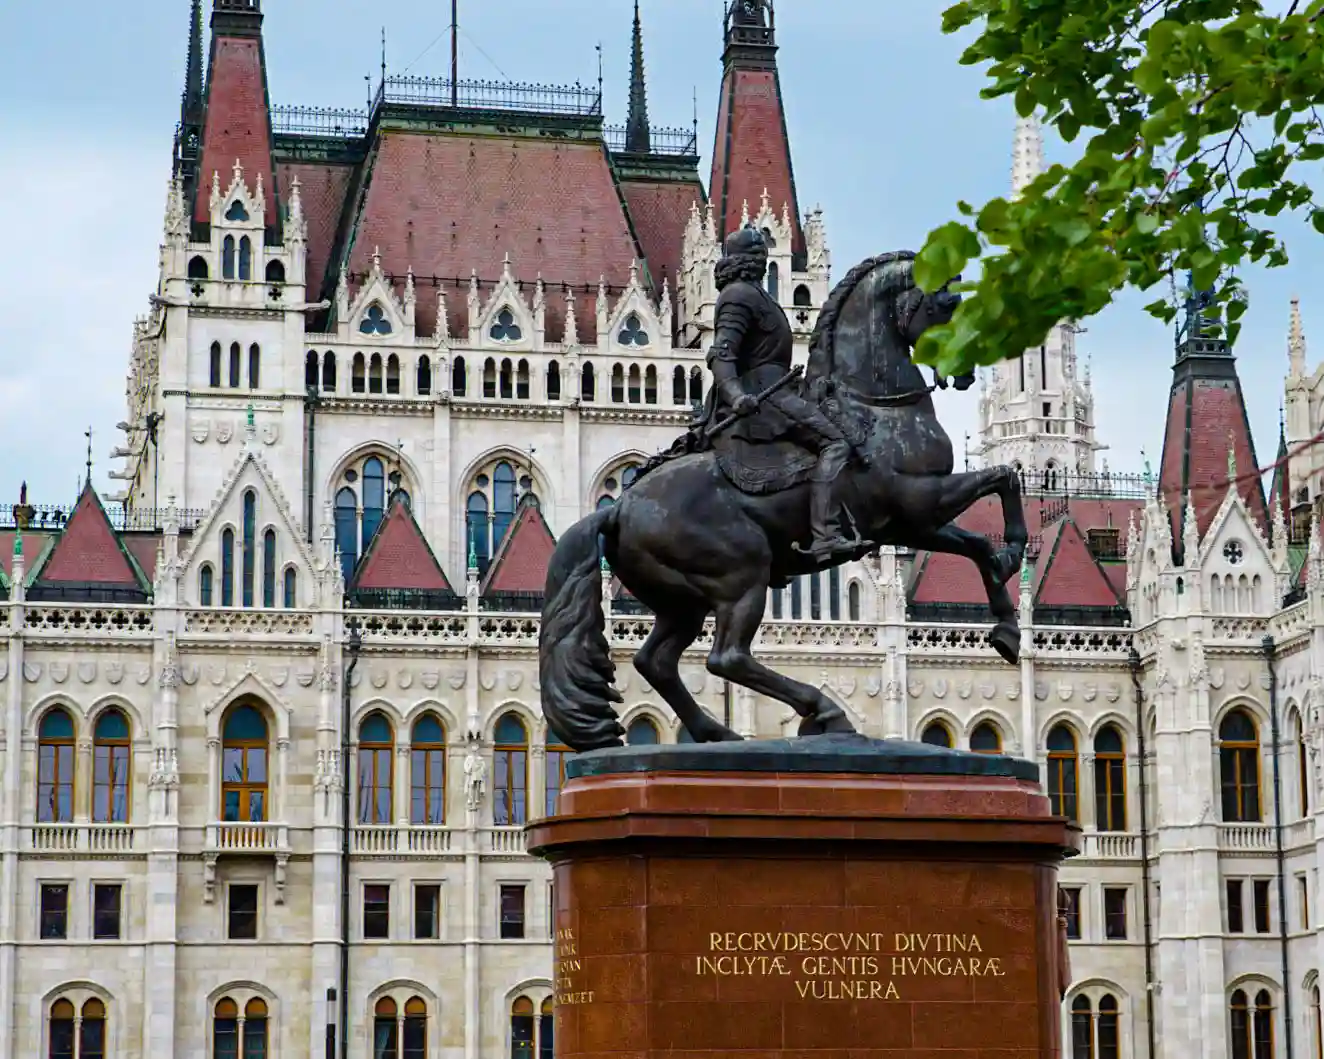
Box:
173 0 207 200
1290 296 1307 379
624 0 651 154
1011 114 1045 197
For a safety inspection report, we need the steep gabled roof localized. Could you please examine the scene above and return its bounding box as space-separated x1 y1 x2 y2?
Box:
482 499 557 596
338 128 645 341
1033 518 1123 609
275 160 355 301
619 179 705 317
28 484 149 599
351 496 453 594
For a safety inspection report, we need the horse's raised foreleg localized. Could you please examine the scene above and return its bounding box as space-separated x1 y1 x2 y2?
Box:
634 607 741 743
896 466 1027 584
707 585 857 737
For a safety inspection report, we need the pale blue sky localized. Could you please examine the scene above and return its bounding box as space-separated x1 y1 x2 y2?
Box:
0 0 1315 505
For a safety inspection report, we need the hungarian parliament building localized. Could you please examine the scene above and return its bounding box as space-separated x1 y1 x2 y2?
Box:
6 2 1324 1057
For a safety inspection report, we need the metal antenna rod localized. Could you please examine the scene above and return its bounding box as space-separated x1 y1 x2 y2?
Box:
451 0 459 105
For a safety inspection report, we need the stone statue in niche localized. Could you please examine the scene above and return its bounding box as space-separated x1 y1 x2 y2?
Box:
463 744 487 813
539 229 1027 751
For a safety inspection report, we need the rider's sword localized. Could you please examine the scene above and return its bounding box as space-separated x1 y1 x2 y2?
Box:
701 364 805 441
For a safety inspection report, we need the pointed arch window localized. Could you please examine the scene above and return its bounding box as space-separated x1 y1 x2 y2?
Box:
248 344 260 389
689 366 704 406
369 353 384 394
334 487 357 583
539 998 554 1059
305 350 319 389
229 342 241 388
210 342 223 387
283 567 296 608
511 997 535 1059
322 351 337 392
672 366 687 405
921 721 953 748
467 461 525 572
50 998 76 1059
847 581 861 621
767 261 780 300
265 259 285 283
223 235 236 279
499 358 514 399
374 997 398 1057
1047 724 1079 822
452 355 467 397
411 714 446 824
238 236 252 280
483 358 497 398
627 717 660 745
1097 995 1119 1059
1070 995 1092 1059
189 255 209 279
200 564 214 606
1231 988 1275 1059
1094 724 1127 831
810 571 823 620
241 490 257 608
357 712 394 825
37 708 75 823
627 364 642 403
362 457 386 551
1296 710 1310 818
790 576 802 619
221 703 269 821
611 363 625 403
466 492 490 573
971 721 1002 754
516 359 530 400
597 461 641 508
829 566 841 620
352 353 366 393
1221 709 1262 822
546 361 561 401
1311 983 1321 1059
417 355 432 396
262 529 276 607
386 353 401 395
546 736 574 817
581 362 596 402
221 528 235 606
92 709 130 823
214 996 267 1059
494 713 528 826
793 284 813 307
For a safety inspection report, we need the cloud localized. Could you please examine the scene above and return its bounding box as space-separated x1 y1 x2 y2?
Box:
0 132 164 505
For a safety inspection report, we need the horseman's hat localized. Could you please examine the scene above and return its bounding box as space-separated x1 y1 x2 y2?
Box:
723 224 767 259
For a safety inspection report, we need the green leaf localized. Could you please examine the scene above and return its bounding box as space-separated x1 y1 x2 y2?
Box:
1134 212 1160 235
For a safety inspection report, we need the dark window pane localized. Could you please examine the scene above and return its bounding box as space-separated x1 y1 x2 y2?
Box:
500 884 526 939
80 1016 106 1059
1061 887 1081 939
364 884 391 939
1228 879 1245 933
1254 879 1272 933
228 884 258 939
511 1015 534 1059
40 884 69 939
93 883 122 939
50 1016 76 1059
1103 888 1127 940
415 884 440 939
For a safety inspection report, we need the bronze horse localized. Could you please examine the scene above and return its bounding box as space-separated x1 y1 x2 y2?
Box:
540 252 1027 749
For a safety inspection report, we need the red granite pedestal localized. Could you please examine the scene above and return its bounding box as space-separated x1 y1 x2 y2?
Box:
527 738 1078 1059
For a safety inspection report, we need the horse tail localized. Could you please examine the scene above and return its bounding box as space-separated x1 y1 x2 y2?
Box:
539 505 625 751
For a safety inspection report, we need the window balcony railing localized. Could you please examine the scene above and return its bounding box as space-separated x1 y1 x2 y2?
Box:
1080 832 1140 860
29 823 139 854
352 824 455 855
206 821 290 854
485 826 527 854
1218 823 1275 853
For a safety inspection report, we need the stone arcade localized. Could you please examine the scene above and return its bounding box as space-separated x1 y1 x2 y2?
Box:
5 0 1324 1056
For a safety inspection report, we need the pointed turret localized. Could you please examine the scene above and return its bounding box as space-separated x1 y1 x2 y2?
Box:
1157 274 1267 556
192 0 276 226
1290 295 1307 379
1269 411 1291 533
1011 114 1045 197
625 0 651 154
709 0 804 259
173 0 206 203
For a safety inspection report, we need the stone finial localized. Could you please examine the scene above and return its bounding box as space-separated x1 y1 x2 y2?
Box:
1290 296 1307 377
1227 430 1237 481
289 175 303 220
404 267 416 307
702 202 716 240
564 289 580 346
658 277 672 323
1182 491 1200 562
760 187 771 215
741 198 751 227
1011 113 1045 197
501 252 514 283
435 285 451 342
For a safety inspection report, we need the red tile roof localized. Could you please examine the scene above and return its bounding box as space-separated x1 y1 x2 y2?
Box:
277 161 353 299
352 498 453 593
619 179 704 310
123 535 164 582
35 486 144 587
0 531 52 578
483 501 557 595
194 34 275 222
344 132 643 341
710 68 803 253
1034 519 1123 608
1159 367 1267 543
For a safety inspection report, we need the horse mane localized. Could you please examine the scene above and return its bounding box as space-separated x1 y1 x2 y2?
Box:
807 250 917 380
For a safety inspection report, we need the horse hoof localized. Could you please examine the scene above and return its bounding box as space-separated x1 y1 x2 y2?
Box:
989 622 1021 665
798 707 856 738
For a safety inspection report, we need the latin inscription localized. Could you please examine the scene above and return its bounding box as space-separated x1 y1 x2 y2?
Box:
692 932 1007 1000
554 928 594 1006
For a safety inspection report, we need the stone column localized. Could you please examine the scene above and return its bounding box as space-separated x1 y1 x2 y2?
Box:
0 564 27 1054
433 397 453 569
396 744 411 826
529 745 546 825
74 740 92 823
463 785 482 1059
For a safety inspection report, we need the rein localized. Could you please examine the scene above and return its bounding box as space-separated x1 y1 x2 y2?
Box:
845 384 937 407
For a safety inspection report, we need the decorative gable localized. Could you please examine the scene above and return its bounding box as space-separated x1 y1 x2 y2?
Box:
210 160 267 234
604 261 664 353
27 484 149 603
1198 486 1279 614
482 498 557 597
472 256 536 351
349 496 455 607
181 429 329 606
340 249 413 342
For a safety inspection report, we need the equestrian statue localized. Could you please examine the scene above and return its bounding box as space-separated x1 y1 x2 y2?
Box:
540 226 1028 750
